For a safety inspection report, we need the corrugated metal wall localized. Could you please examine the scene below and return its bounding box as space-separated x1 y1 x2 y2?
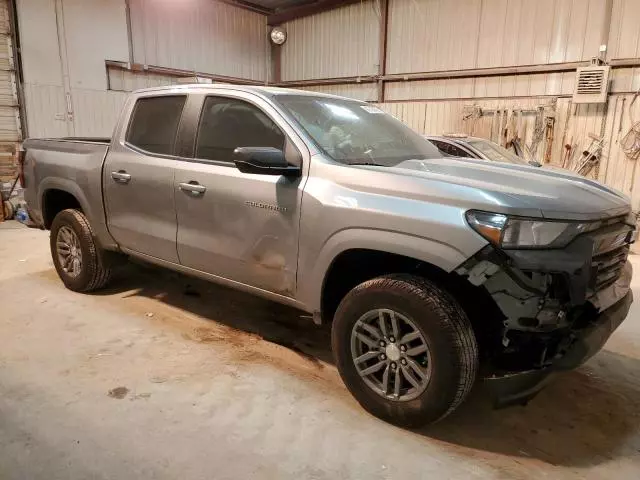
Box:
608 0 640 59
16 0 269 138
280 1 380 81
386 0 605 74
128 0 268 81
108 67 180 92
17 0 130 138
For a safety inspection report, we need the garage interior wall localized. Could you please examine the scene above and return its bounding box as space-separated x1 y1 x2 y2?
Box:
15 0 268 138
12 0 640 211
280 0 640 211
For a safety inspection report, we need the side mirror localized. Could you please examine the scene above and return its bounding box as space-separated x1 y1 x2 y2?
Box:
233 147 300 177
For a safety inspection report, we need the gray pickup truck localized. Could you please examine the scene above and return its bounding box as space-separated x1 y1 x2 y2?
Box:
22 85 635 427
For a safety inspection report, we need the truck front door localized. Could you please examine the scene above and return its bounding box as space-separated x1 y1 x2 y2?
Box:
173 93 305 297
103 94 186 262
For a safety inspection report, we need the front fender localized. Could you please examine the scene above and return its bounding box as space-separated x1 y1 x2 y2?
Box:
298 228 475 312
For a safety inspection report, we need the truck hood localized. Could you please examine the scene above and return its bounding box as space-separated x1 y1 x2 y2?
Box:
384 157 630 221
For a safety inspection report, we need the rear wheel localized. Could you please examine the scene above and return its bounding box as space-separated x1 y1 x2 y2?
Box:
332 274 478 427
50 209 113 292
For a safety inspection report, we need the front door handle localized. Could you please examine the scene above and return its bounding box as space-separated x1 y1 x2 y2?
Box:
178 182 206 195
111 170 131 184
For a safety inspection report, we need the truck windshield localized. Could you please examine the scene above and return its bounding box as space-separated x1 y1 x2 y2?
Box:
276 95 442 166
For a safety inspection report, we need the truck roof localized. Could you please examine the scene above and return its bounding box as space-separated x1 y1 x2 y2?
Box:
131 83 354 101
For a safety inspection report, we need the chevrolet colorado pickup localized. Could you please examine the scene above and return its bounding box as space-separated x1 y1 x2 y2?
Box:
22 85 635 427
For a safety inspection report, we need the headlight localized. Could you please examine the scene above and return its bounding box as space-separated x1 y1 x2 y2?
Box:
466 210 601 249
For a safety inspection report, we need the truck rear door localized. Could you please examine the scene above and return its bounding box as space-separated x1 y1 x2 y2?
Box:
103 94 187 262
173 92 305 297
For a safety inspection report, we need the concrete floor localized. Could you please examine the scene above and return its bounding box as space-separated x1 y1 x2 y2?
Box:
1 221 639 479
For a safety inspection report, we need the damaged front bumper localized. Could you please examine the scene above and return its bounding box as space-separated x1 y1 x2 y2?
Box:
486 261 633 407
456 215 636 407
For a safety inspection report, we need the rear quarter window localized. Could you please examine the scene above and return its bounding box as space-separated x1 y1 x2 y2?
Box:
431 140 472 158
126 95 187 155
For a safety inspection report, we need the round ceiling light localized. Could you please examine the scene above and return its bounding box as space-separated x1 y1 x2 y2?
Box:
270 27 287 45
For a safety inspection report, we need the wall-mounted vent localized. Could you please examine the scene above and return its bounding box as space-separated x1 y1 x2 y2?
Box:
573 66 610 104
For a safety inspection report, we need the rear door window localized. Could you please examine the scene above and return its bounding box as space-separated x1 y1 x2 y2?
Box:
195 96 285 162
126 95 187 155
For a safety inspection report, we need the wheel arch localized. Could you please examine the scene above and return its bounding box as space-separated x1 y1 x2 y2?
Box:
299 228 471 321
39 178 92 229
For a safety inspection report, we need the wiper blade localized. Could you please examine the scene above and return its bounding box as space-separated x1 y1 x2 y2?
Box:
345 161 385 166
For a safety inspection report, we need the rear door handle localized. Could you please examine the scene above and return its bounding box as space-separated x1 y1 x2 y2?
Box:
179 182 206 195
111 171 131 184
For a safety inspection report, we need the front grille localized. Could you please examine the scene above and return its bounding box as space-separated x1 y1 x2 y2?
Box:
590 245 629 293
587 216 633 296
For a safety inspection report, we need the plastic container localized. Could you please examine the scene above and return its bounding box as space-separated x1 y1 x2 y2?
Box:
15 207 29 224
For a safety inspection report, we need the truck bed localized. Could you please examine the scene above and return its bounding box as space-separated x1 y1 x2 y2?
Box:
22 137 111 237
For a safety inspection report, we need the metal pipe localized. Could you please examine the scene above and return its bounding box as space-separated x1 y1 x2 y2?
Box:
124 0 135 65
609 58 640 67
105 61 265 86
275 76 377 87
382 62 587 82
377 0 388 103
601 0 614 62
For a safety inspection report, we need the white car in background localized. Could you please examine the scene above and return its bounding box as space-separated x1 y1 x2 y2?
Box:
427 134 542 167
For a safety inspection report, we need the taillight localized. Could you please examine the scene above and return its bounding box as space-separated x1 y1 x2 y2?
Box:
18 149 25 187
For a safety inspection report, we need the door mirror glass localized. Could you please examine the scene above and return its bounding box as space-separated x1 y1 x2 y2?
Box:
234 147 300 176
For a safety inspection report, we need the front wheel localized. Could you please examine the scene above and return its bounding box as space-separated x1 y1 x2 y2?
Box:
332 274 478 427
50 209 113 292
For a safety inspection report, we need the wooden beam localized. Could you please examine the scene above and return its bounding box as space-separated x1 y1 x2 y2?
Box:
268 0 361 25
217 0 273 15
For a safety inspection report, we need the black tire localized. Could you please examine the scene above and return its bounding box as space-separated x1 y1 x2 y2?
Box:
50 209 113 292
332 274 478 427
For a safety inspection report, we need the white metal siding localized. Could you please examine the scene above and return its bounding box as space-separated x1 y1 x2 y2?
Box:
386 0 605 75
386 0 483 74
128 0 268 81
280 1 380 81
108 68 179 92
23 83 127 139
22 84 68 138
610 67 640 92
71 88 127 137
18 0 138 138
15 0 63 86
61 0 129 91
608 0 640 60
